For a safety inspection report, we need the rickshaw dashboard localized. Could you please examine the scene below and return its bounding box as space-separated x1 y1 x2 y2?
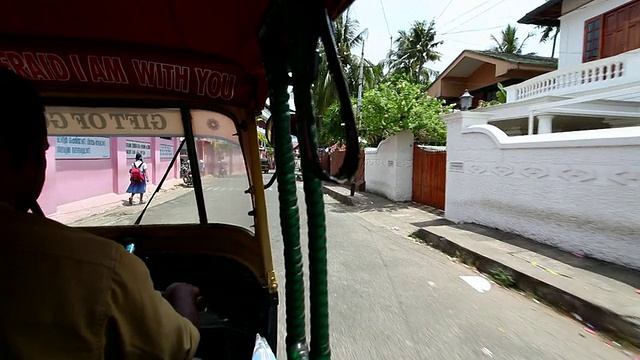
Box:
134 250 269 359
82 224 276 360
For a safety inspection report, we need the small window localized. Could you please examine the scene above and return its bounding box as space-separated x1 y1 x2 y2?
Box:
583 17 601 62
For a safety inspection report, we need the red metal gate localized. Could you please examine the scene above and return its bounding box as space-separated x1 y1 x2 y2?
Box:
330 150 365 186
412 146 446 210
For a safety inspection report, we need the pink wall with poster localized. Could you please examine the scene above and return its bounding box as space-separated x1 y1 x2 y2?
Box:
38 136 180 215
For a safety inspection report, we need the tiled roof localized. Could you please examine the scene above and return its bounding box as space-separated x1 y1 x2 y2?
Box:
469 50 558 68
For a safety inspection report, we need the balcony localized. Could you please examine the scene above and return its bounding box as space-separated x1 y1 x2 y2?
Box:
506 50 640 103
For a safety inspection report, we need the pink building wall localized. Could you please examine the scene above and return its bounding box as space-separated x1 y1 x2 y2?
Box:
196 140 246 176
39 136 180 216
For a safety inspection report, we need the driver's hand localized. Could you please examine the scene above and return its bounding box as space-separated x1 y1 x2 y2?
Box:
163 283 201 328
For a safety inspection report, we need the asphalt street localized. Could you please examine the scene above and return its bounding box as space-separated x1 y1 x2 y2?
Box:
73 173 633 359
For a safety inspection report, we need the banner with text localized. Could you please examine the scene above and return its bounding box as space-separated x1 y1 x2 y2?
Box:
126 140 151 159
44 107 183 136
55 136 111 159
0 39 262 109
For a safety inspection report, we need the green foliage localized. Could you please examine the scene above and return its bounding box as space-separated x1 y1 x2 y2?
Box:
318 101 351 146
496 83 507 103
386 19 442 85
477 100 501 108
313 11 382 119
490 24 535 55
314 17 452 147
477 83 507 108
489 267 516 288
256 130 274 155
358 76 453 147
257 130 270 146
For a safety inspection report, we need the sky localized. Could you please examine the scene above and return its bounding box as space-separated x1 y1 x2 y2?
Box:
348 0 557 73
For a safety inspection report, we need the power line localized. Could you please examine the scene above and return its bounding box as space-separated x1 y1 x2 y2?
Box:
378 0 394 51
444 0 508 34
445 38 487 47
378 0 392 38
441 24 507 35
436 0 455 23
439 0 494 30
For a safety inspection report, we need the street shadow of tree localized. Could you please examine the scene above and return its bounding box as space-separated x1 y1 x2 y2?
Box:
326 190 444 216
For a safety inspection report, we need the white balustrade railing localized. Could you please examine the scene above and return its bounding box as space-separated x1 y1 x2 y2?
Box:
506 51 640 102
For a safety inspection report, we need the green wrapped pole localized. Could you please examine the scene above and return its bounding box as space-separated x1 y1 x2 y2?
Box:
286 4 332 358
289 81 331 358
262 46 309 358
301 130 331 360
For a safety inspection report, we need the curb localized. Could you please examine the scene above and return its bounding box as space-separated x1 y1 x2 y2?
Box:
412 228 640 349
322 185 368 206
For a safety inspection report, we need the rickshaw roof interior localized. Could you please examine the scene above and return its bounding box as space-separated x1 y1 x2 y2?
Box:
0 0 355 111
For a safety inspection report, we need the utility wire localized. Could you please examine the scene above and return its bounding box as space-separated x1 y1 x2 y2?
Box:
436 0 455 23
441 24 507 35
444 0 508 34
378 0 393 51
439 0 494 30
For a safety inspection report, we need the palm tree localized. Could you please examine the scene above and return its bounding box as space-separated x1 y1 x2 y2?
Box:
490 24 535 55
537 25 559 57
312 10 382 120
386 19 443 85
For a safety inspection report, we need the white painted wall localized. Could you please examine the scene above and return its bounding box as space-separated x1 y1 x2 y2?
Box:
445 111 640 269
558 0 630 68
364 131 414 202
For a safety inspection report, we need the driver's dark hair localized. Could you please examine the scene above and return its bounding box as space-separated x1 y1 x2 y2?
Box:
0 67 47 167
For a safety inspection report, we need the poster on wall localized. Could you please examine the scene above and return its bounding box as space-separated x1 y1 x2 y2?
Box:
126 140 151 159
55 136 111 159
160 144 174 160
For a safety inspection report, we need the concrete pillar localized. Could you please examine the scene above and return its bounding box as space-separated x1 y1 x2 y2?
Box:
113 138 129 194
537 115 554 134
173 138 180 180
151 137 159 184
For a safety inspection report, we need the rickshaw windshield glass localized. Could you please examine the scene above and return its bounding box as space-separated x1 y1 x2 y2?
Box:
42 106 253 230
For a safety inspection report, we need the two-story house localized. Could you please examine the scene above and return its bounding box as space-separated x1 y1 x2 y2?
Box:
440 0 640 269
474 0 640 135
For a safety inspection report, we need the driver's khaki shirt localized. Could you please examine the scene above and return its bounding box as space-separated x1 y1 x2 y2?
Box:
0 203 200 359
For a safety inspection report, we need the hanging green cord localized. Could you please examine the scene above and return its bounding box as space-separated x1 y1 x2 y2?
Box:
299 116 331 360
285 5 333 360
285 5 332 358
260 34 310 359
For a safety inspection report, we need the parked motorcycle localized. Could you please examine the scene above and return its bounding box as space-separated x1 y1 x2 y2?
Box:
181 163 193 186
183 172 193 186
217 160 228 178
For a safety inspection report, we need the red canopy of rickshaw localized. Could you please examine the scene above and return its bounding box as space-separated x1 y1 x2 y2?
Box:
0 0 353 111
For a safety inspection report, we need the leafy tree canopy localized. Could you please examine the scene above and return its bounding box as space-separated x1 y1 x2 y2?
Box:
323 76 453 147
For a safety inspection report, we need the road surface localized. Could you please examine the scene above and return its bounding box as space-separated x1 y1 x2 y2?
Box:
72 173 634 359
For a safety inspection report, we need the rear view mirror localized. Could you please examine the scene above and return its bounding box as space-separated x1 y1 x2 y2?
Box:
265 113 297 147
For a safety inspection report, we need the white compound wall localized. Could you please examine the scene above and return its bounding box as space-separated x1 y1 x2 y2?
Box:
364 131 414 202
444 112 640 269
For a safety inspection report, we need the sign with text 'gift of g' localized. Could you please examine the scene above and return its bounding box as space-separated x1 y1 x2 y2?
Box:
126 140 151 159
55 136 111 159
44 107 183 137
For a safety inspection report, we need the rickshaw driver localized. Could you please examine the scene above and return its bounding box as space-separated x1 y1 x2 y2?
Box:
0 68 202 359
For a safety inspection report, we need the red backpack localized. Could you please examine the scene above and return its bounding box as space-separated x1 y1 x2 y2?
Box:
130 162 145 183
